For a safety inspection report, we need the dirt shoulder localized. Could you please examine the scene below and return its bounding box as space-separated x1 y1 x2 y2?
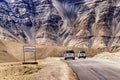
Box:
0 57 77 80
94 51 120 60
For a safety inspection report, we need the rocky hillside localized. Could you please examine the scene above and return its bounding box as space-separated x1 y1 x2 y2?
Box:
0 0 120 50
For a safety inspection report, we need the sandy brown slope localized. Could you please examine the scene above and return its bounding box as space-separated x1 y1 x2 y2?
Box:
0 40 18 62
0 39 103 62
0 39 68 61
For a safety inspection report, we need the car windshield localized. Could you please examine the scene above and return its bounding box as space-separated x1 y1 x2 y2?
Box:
79 51 85 53
66 50 74 53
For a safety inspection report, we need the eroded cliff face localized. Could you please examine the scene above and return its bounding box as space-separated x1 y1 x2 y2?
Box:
0 0 120 50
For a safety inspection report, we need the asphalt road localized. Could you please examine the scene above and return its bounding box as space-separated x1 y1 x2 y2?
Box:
64 58 120 80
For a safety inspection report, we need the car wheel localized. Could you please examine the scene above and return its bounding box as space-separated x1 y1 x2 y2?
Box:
73 57 75 60
79 56 82 58
84 56 86 59
64 58 67 60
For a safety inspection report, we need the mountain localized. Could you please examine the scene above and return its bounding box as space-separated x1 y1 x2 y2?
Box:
0 0 120 50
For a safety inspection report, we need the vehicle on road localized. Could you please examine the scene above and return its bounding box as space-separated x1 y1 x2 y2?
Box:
78 50 86 59
64 49 75 60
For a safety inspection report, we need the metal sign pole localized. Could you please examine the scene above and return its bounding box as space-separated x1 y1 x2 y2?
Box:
23 46 25 62
35 47 36 62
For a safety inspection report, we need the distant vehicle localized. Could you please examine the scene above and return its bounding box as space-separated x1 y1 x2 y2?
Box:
78 50 86 59
64 49 75 60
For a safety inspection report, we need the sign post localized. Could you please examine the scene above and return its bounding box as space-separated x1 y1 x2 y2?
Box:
23 46 38 64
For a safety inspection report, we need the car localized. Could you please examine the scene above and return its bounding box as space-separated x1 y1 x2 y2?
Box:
64 49 75 60
78 50 86 59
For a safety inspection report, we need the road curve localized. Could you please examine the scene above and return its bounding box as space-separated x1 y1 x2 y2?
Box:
64 58 120 80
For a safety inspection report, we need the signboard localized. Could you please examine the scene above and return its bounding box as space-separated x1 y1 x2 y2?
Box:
23 46 36 52
23 46 38 64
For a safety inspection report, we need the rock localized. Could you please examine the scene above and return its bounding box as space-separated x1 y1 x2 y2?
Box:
0 0 119 50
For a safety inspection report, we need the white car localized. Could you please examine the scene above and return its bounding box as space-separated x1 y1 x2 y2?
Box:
64 50 75 60
78 50 86 59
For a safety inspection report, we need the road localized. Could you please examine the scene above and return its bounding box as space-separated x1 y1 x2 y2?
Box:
64 58 120 80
